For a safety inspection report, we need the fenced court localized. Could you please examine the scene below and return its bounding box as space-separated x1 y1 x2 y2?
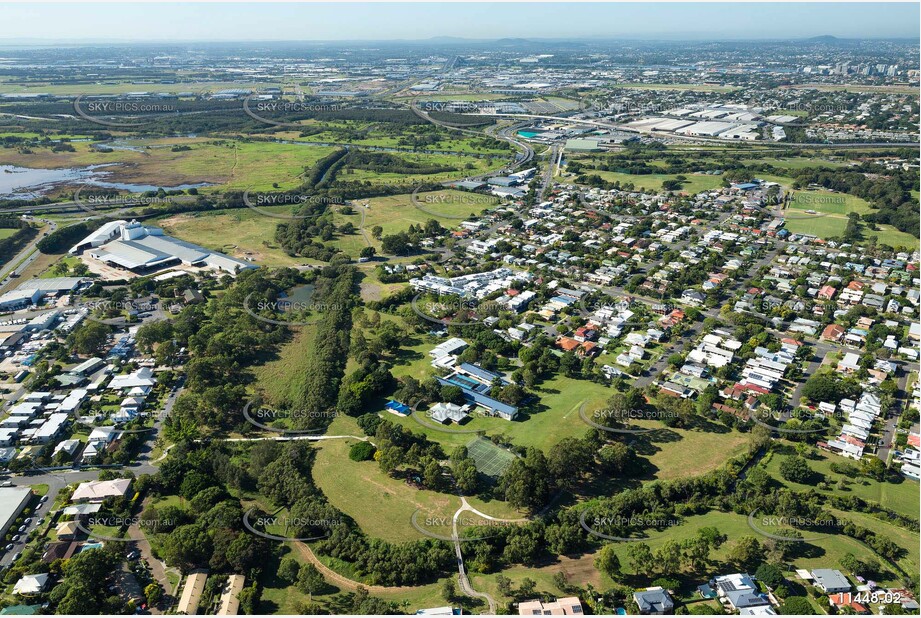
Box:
466 437 517 477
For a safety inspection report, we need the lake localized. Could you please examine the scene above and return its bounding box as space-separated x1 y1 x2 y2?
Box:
0 163 210 199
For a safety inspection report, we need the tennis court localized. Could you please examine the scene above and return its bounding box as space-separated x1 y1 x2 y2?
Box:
466 437 517 477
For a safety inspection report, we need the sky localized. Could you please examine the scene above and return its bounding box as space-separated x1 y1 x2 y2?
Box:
0 3 918 43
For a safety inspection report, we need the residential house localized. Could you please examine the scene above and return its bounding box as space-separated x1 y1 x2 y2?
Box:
633 588 674 615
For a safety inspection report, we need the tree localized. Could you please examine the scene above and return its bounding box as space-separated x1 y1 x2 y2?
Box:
381 232 413 255
453 458 479 495
728 536 765 570
70 320 111 355
801 373 859 404
681 535 711 571
359 246 376 259
519 577 537 598
628 543 656 577
755 563 785 589
237 584 261 614
599 442 634 474
496 574 513 597
662 179 683 191
144 583 163 607
296 563 326 595
161 523 213 571
547 437 593 486
279 557 301 584
422 457 444 490
499 448 553 511
655 540 683 576
778 596 813 615
651 577 680 592
595 544 622 580
779 455 812 484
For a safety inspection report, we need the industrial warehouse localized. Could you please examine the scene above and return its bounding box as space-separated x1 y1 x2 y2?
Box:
69 220 256 275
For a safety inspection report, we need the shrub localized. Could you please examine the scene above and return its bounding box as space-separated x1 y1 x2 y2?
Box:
349 441 376 461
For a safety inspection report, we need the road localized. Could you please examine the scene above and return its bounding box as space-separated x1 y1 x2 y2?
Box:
409 103 532 176
1 467 97 567
449 496 529 614
0 218 57 288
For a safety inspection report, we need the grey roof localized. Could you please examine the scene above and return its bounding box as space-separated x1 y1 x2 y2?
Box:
726 590 770 609
17 277 85 293
812 569 851 591
633 589 674 613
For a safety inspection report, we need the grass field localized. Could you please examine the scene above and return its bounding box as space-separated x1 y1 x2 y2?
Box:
157 189 493 263
265 126 511 156
312 416 461 543
252 324 319 404
343 152 496 186
829 508 920 579
258 543 457 614
787 190 873 216
864 224 920 250
783 212 919 250
740 157 850 170
0 228 17 240
783 215 848 239
0 138 336 191
587 510 909 590
471 557 608 610
588 169 725 195
156 206 307 267
38 255 83 278
761 448 920 520
629 418 752 481
332 190 495 257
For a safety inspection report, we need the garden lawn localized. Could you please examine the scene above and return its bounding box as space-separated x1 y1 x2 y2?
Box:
312 416 461 543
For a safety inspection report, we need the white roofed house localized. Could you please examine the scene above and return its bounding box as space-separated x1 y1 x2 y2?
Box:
429 338 469 360
837 353 862 374
53 438 82 459
108 366 157 392
70 477 132 502
12 573 49 596
81 426 118 462
428 402 470 424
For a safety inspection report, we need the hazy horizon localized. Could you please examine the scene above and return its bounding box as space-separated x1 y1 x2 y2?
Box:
1 3 918 44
